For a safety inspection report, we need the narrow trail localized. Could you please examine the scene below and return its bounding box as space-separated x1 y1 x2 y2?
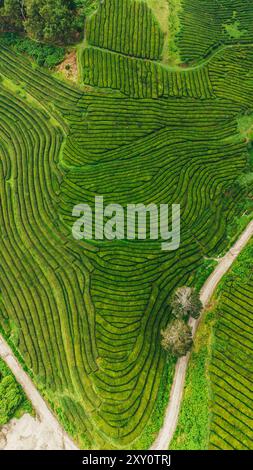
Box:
0 337 78 450
151 219 253 450
88 41 253 73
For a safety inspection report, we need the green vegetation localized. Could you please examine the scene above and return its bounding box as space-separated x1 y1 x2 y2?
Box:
0 0 252 450
131 356 176 449
0 0 97 43
0 358 32 426
224 21 246 40
172 241 253 450
0 33 65 67
161 287 202 358
209 244 253 450
171 311 212 450
167 0 182 65
177 0 252 63
238 114 253 143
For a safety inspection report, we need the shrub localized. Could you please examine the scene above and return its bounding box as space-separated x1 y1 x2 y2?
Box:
0 33 65 68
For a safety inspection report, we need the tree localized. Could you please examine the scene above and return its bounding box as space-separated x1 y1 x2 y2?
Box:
161 319 193 358
170 286 202 320
0 0 23 31
0 0 91 42
23 0 43 40
24 0 83 43
0 374 23 425
190 289 203 319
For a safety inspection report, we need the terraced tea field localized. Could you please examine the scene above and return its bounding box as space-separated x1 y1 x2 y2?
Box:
0 0 253 449
171 241 253 450
177 0 253 63
209 253 253 449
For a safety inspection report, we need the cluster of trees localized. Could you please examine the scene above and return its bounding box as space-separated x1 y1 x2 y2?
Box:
161 287 202 358
0 0 95 43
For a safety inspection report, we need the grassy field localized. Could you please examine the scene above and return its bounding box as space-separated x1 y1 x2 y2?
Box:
171 240 253 450
0 0 252 449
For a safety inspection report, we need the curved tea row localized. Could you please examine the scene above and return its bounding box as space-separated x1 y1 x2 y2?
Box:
0 0 252 448
210 276 253 449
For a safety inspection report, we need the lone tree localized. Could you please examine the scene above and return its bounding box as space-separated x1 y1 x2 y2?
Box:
161 319 193 358
170 286 202 320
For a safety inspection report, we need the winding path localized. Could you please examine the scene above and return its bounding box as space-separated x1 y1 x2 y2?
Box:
151 219 253 450
0 337 78 450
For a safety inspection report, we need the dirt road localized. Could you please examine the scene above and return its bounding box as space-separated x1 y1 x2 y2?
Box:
0 336 78 450
151 219 253 450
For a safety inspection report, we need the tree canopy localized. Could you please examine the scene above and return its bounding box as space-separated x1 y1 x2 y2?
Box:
0 0 96 43
161 319 193 358
170 286 202 320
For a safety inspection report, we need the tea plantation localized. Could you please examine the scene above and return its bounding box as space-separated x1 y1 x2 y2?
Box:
0 0 252 449
209 245 253 449
171 241 253 450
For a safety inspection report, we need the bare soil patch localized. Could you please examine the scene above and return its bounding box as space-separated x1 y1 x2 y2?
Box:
57 50 78 83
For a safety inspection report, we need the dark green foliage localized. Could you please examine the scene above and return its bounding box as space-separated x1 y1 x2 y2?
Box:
82 46 214 99
0 0 92 43
24 0 81 43
0 33 65 67
74 0 97 17
0 0 23 31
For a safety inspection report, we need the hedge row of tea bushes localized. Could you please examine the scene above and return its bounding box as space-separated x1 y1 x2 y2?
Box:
82 46 214 99
86 0 164 60
177 0 253 63
0 82 101 446
82 0 215 99
209 46 253 106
